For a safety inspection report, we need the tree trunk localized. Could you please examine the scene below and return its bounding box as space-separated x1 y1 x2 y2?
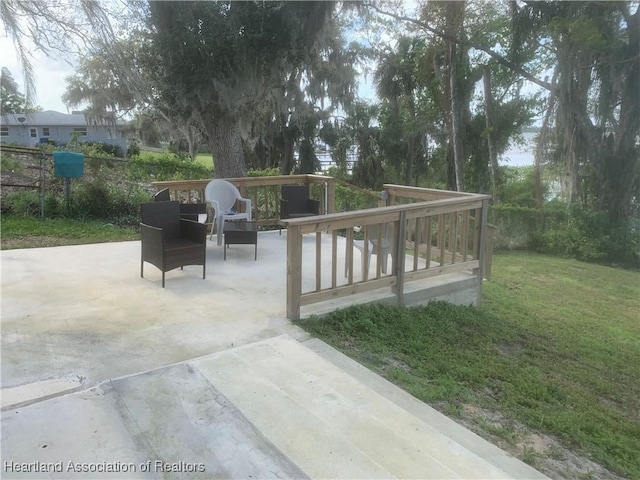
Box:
482 65 498 201
446 1 466 192
534 68 558 210
595 6 640 224
280 124 295 175
208 120 246 178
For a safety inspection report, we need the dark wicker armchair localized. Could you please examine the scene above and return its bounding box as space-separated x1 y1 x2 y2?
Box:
140 201 207 287
279 185 321 234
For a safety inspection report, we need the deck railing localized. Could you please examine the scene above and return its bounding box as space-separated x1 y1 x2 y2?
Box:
151 174 336 227
282 186 491 320
152 177 492 319
384 184 496 280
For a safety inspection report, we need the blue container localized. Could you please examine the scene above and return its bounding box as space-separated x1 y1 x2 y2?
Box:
53 152 84 178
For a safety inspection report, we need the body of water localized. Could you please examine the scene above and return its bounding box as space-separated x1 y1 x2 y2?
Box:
316 131 538 173
501 131 536 167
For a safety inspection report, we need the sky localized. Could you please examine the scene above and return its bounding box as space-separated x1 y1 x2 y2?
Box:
1 34 76 113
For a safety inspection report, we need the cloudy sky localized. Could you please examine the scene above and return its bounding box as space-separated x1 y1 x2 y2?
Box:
1 34 76 113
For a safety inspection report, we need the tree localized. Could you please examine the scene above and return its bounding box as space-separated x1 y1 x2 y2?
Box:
62 33 204 160
512 1 640 223
146 1 345 178
1 67 26 113
375 36 427 186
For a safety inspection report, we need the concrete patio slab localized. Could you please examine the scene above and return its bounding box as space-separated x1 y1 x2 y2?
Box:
1 236 547 479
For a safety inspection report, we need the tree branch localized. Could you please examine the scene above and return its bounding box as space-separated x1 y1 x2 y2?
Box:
364 2 553 91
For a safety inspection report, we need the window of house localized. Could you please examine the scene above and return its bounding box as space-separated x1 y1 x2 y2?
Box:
73 127 87 136
30 128 37 138
0 126 8 137
42 127 50 136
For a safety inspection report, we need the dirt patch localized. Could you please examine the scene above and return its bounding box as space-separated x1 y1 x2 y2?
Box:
457 404 626 480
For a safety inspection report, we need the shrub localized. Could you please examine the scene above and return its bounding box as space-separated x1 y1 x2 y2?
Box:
127 152 210 181
71 181 151 226
1 191 65 217
489 204 542 249
537 206 639 266
247 167 280 177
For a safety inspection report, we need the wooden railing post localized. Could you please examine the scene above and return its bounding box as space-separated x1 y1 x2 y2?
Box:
326 178 336 214
475 198 489 306
393 211 407 305
286 223 303 321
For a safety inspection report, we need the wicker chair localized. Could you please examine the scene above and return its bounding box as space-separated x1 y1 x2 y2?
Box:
140 201 207 287
279 185 321 234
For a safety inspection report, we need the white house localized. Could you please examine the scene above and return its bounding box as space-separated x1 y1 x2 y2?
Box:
0 110 128 154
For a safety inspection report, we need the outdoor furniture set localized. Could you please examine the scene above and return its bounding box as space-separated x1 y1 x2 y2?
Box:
140 181 320 287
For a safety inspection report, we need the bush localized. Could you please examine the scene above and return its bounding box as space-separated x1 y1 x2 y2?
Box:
71 181 151 226
127 152 211 181
537 206 639 266
1 191 65 218
489 204 543 249
2 191 41 216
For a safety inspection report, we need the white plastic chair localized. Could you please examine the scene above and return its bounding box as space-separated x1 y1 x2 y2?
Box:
204 179 252 245
345 223 394 277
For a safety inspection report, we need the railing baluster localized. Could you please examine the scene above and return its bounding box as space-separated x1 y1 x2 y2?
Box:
438 214 446 266
450 211 458 264
316 232 322 292
413 217 422 271
331 230 337 289
346 227 354 285
461 210 469 261
425 216 432 269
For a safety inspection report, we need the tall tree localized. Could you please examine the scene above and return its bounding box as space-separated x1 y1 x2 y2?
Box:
375 36 427 186
512 1 640 223
146 1 342 178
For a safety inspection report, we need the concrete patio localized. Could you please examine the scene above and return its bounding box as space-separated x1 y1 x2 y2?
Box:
1 231 547 479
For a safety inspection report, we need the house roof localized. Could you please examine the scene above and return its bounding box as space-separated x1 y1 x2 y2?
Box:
1 110 125 126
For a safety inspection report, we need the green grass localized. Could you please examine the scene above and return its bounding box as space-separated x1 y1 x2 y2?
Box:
195 153 214 170
299 251 640 478
1 216 139 249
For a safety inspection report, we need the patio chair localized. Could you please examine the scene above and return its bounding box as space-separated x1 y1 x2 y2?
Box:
140 201 207 288
345 222 394 277
152 189 208 223
153 188 171 202
205 179 252 245
279 185 321 234
179 203 208 224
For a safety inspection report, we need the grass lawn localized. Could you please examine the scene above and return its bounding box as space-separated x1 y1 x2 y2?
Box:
299 251 640 479
195 153 214 170
1 216 139 249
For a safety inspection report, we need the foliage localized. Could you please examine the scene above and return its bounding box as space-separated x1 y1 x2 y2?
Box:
246 167 281 178
300 252 640 478
0 67 38 113
334 183 379 213
538 206 640 266
145 1 357 177
495 166 545 208
127 152 210 182
0 0 114 103
70 181 150 226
